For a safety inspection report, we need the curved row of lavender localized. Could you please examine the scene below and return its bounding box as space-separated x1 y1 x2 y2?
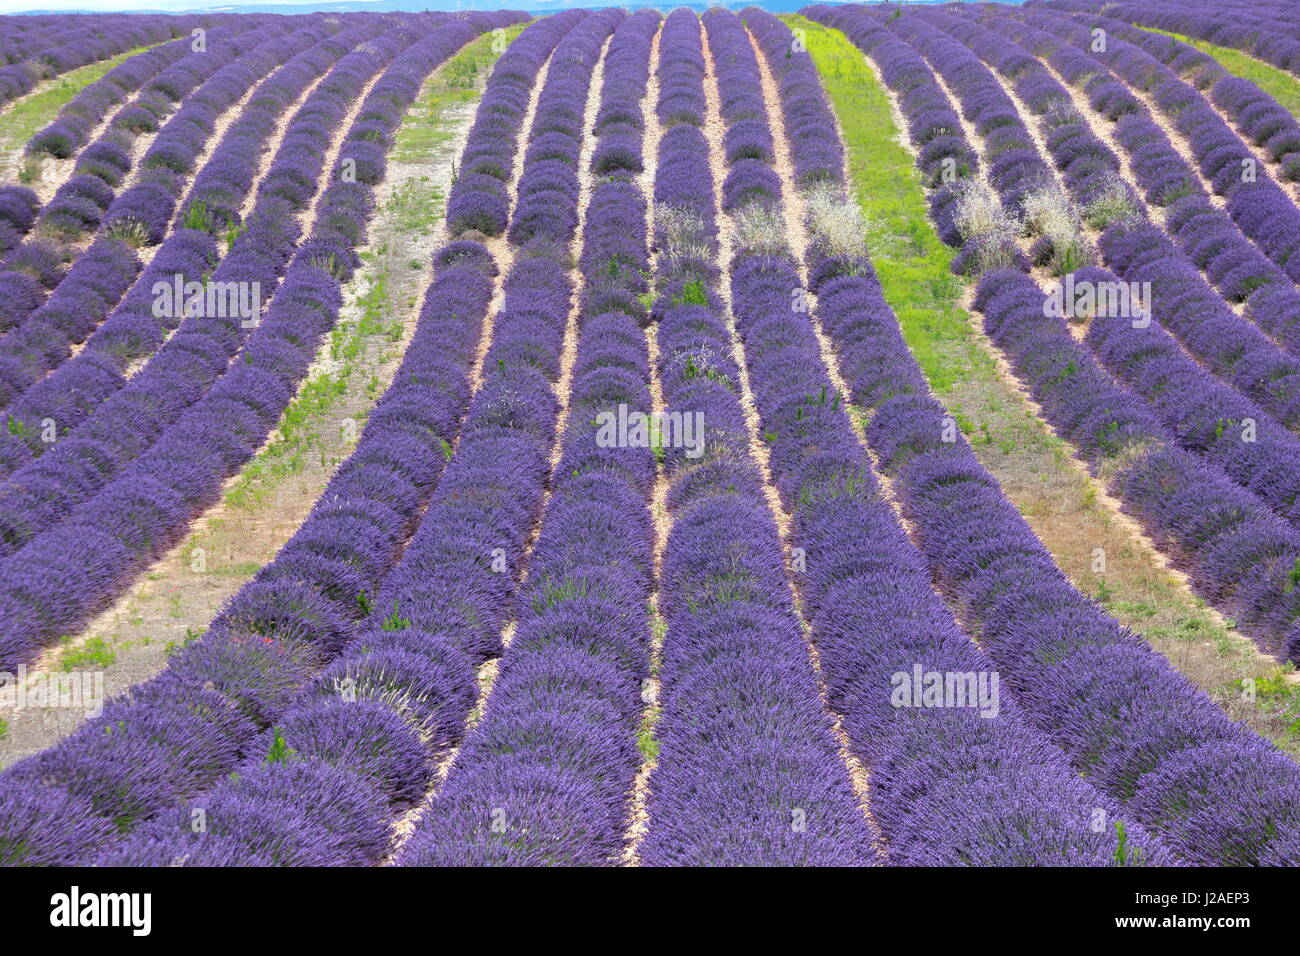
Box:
24 34 206 164
0 20 394 671
1020 2 1300 427
974 9 1300 387
934 6 1300 659
397 8 660 865
923 8 1300 644
630 8 873 865
0 15 501 672
0 20 305 354
0 14 208 110
0 20 274 332
973 5 1300 353
0 20 367 475
1034 0 1300 83
0 33 200 256
804 3 1300 866
715 5 1167 866
851 4 1300 666
94 8 604 867
0 9 531 867
1015 5 1300 361
921 6 1300 664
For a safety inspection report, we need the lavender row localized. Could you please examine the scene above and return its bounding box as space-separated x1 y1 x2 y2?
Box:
0 23 331 371
30 21 269 229
916 15 1300 426
0 12 525 866
716 6 1162 866
742 9 842 187
0 17 389 481
0 15 204 109
634 9 872 865
941 7 1300 447
445 10 588 238
0 24 271 333
974 10 1300 439
398 12 662 866
2 21 270 314
102 20 339 246
88 10 609 866
754 255 1166 863
802 14 1300 859
1021 5 1300 358
1038 0 1300 83
977 266 1300 663
0 37 193 249
807 2 1300 866
947 10 1300 525
0 23 428 673
0 29 373 538
851 7 1031 274
982 7 1300 356
1043 6 1300 266
0 25 363 449
26 29 228 162
889 5 1300 562
134 9 619 867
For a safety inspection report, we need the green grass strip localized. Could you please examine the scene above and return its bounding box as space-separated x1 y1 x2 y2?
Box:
781 14 982 395
391 22 528 166
1138 26 1300 119
0 42 165 156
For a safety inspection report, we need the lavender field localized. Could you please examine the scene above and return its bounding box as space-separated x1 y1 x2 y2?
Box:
0 0 1296 870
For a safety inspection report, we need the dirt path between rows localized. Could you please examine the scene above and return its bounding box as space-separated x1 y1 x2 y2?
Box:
621 19 665 869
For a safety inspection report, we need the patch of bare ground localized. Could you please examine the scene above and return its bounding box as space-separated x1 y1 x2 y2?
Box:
861 40 1299 756
0 50 490 770
700 20 880 848
622 19 664 868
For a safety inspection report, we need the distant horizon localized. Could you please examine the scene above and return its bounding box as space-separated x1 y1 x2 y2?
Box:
0 0 989 16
